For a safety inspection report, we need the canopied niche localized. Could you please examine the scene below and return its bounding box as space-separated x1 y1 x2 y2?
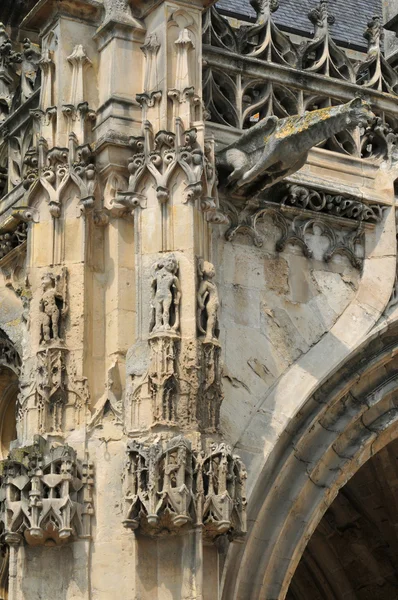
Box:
287 439 398 599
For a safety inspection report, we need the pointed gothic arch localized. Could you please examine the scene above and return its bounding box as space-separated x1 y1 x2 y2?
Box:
222 318 398 600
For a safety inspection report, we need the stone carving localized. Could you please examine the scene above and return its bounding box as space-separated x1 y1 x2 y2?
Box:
203 6 238 53
148 335 178 424
39 269 68 345
357 16 398 94
0 330 20 372
70 143 96 213
150 254 181 335
197 259 219 343
203 1 296 66
0 436 94 546
299 0 354 81
279 184 382 223
239 0 297 65
20 38 41 103
9 121 36 190
146 255 181 424
216 99 375 196
102 0 140 26
18 349 89 436
0 23 22 123
34 142 69 217
123 436 246 540
0 222 27 260
63 46 95 145
168 29 198 127
124 117 225 222
361 116 398 161
138 33 161 122
35 47 56 143
222 195 378 270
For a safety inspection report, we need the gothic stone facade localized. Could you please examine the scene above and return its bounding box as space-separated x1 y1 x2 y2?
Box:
0 0 396 598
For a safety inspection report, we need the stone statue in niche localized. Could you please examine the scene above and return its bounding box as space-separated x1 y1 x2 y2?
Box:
39 269 68 344
150 254 181 334
197 260 219 343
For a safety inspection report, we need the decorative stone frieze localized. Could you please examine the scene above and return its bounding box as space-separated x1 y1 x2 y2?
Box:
222 185 382 269
278 184 382 223
0 436 94 546
123 436 247 540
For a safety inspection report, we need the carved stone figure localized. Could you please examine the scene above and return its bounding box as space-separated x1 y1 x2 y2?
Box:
39 270 68 344
123 436 246 539
197 259 220 343
216 98 375 195
0 437 94 546
150 254 181 334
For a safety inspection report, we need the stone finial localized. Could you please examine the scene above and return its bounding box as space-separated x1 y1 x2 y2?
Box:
308 0 335 32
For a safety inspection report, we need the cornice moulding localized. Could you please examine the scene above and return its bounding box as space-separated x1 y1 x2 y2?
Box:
21 0 103 31
130 0 218 18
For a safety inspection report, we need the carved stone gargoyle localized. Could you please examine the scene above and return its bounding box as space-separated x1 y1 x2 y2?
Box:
216 98 375 196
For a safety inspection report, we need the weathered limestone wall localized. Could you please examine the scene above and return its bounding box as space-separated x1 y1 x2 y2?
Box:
0 1 397 599
216 217 360 444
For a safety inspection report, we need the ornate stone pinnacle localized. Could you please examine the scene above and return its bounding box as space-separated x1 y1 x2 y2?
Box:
250 0 279 19
364 16 384 52
308 0 335 29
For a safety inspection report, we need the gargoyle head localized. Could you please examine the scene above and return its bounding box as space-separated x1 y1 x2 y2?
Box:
345 97 375 128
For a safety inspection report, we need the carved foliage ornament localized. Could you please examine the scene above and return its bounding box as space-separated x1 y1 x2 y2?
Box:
123 436 247 540
0 437 94 546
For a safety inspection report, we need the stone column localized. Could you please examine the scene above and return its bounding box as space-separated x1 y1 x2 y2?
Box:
118 3 245 599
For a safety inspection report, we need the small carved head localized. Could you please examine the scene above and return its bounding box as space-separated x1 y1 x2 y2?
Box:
199 259 216 281
160 254 178 275
41 272 56 291
347 98 375 128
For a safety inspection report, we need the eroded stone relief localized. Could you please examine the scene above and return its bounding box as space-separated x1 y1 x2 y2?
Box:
0 436 93 546
123 436 246 539
0 0 395 597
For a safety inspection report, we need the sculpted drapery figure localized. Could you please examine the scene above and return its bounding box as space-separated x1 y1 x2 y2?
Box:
150 254 181 334
197 260 220 343
39 270 68 344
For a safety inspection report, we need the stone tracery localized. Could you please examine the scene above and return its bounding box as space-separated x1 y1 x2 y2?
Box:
0 0 395 598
